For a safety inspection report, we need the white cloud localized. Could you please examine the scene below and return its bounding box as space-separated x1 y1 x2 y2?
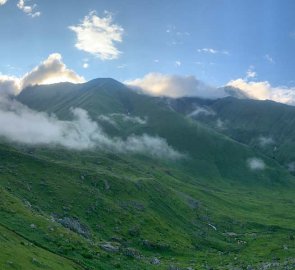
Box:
0 97 182 159
83 63 89 69
246 67 257 79
227 78 295 105
17 0 41 18
0 53 84 96
247 157 265 171
265 54 275 64
0 0 8 5
69 11 124 60
187 106 215 118
175 61 181 67
125 73 227 99
258 136 275 147
197 48 229 55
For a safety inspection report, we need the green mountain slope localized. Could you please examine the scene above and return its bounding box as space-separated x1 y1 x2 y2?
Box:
0 79 293 269
171 96 295 173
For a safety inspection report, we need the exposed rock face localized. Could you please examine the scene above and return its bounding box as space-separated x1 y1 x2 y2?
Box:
56 216 90 237
100 242 119 253
150 257 161 265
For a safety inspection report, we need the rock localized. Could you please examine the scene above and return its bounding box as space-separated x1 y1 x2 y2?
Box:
224 232 238 237
150 257 161 265
123 247 141 259
57 216 90 238
104 179 110 190
100 242 119 253
142 240 170 251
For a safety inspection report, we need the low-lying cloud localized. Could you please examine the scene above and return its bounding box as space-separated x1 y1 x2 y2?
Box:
125 73 227 99
0 53 84 96
0 97 182 159
227 78 295 105
258 136 275 147
247 157 265 171
187 106 215 118
98 113 147 127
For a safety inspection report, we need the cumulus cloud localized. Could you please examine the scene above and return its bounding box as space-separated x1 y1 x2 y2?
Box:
0 53 84 96
69 11 124 60
125 73 227 99
227 78 295 105
247 157 265 170
17 0 41 18
0 97 181 159
0 0 8 5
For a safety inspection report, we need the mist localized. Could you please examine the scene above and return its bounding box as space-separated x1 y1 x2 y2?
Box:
0 97 182 160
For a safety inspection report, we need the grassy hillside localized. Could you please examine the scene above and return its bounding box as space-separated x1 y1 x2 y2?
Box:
170 96 295 173
0 79 293 269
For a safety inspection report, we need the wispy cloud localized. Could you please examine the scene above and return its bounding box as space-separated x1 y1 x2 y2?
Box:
69 11 124 60
197 48 229 55
175 60 181 67
17 0 41 18
264 54 275 64
0 53 84 96
166 25 190 46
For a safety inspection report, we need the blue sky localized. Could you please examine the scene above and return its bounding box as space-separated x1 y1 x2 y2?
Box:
0 0 295 96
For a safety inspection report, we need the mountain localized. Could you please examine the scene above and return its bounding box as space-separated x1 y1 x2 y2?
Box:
170 96 295 174
0 79 294 269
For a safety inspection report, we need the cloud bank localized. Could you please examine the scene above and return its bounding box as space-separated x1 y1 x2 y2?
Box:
0 0 8 5
227 78 295 105
125 73 227 99
0 97 182 159
0 53 84 96
69 11 124 60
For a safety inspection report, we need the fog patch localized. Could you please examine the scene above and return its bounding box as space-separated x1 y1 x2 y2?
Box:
247 157 265 171
187 106 215 118
216 118 226 130
287 162 295 172
0 97 182 159
258 136 275 147
110 113 147 125
97 115 118 127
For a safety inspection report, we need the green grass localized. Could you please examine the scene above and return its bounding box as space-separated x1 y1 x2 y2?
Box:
0 80 293 269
